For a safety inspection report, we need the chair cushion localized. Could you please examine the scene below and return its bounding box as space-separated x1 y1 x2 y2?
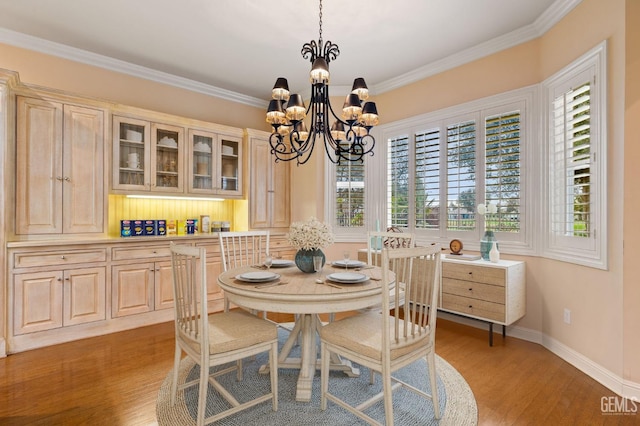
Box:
209 310 278 354
319 311 431 361
181 310 277 355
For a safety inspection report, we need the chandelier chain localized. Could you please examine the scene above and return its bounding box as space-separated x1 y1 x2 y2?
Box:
318 0 323 45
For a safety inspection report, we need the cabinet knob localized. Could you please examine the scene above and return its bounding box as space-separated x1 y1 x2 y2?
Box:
57 277 63 282
468 288 473 291
65 277 70 281
468 272 473 275
61 255 66 260
468 305 473 308
56 176 63 181
64 176 70 181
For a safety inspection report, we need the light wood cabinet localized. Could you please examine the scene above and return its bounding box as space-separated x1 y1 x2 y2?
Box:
13 266 106 335
16 96 105 235
113 114 243 197
187 128 243 196
112 116 185 193
247 129 290 229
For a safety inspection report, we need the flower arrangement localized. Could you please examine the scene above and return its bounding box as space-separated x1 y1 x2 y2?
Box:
477 202 498 230
287 217 335 251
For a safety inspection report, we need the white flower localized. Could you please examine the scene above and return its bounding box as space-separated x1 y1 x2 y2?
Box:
477 202 499 231
287 217 335 250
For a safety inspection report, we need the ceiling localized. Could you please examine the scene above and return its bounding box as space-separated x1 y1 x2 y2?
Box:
0 0 579 107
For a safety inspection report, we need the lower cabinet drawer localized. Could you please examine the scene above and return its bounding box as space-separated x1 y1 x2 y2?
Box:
442 278 505 304
441 293 505 323
14 249 107 268
112 246 172 261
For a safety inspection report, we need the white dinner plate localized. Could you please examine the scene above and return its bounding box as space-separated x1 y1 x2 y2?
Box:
326 272 369 284
235 271 280 283
331 260 366 268
268 259 295 268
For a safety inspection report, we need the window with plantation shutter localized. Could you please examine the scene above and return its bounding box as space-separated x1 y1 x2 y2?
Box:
551 82 591 238
387 135 409 228
544 41 606 269
485 111 521 233
335 160 365 227
415 129 440 229
446 120 476 231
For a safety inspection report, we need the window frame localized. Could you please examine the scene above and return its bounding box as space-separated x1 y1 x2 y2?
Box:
541 41 607 269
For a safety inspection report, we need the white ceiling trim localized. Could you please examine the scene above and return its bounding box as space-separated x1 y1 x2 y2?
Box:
0 27 266 108
0 0 581 109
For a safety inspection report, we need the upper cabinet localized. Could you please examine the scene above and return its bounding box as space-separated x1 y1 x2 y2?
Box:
113 116 184 193
187 129 242 197
16 96 105 235
113 113 243 198
246 129 290 229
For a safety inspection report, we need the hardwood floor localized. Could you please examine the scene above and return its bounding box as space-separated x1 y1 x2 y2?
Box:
0 316 636 425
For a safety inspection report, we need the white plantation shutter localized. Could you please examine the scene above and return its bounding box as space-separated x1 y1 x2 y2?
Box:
415 129 440 229
387 135 409 228
446 120 476 231
544 41 606 268
550 79 594 248
335 160 365 227
485 111 521 233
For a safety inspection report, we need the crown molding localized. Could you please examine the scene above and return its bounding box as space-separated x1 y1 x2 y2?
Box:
0 0 581 105
373 0 582 95
0 27 266 109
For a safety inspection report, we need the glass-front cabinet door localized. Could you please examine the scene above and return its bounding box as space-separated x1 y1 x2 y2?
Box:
188 129 217 193
113 116 150 191
152 123 184 192
218 136 242 196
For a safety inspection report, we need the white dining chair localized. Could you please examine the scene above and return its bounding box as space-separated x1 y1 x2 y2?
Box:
320 245 442 426
169 243 278 425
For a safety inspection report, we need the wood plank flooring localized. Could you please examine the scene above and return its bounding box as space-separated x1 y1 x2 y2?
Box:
0 315 637 425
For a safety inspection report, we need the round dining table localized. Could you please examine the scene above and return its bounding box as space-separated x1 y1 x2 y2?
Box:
217 262 389 402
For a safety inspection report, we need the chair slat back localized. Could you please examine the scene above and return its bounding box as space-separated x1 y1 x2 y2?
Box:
170 243 208 349
381 246 441 347
367 231 414 267
218 231 270 271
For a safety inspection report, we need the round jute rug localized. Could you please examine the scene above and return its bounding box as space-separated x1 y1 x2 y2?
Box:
157 338 477 425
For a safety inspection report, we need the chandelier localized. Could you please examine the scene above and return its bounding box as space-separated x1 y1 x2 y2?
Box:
265 0 379 165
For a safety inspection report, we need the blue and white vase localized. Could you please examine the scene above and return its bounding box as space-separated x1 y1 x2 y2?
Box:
480 230 498 261
294 248 325 273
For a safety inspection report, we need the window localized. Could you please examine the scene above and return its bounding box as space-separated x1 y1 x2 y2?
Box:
335 160 365 228
387 135 409 228
380 92 531 251
543 41 607 269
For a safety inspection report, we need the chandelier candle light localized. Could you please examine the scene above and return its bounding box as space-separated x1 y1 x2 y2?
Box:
265 0 379 165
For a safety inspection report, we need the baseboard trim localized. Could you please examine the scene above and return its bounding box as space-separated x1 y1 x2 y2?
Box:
437 312 640 401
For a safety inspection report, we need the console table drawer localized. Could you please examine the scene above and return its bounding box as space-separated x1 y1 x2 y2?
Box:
441 293 505 322
442 278 505 304
442 261 506 286
14 249 107 268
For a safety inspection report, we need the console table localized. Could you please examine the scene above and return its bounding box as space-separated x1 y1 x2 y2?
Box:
357 249 526 346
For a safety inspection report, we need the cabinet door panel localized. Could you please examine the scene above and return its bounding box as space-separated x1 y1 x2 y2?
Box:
112 264 154 317
63 105 105 233
14 271 63 335
271 158 291 228
64 267 106 326
250 139 271 228
154 261 174 310
16 97 63 234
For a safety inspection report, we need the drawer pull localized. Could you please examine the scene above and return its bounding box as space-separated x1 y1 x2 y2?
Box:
468 288 473 291
61 255 66 260
57 278 62 282
152 250 157 254
468 305 473 308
